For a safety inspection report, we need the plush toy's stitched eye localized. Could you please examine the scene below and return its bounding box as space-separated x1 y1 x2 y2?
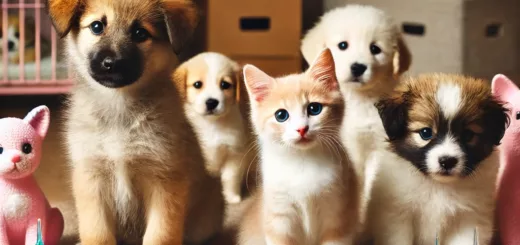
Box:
0 146 3 154
516 111 520 120
22 143 32 154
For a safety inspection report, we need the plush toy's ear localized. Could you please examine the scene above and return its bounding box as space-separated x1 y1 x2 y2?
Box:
161 0 199 54
46 0 83 38
243 64 274 103
492 74 518 103
24 106 50 138
301 23 327 66
172 64 188 101
375 94 410 141
392 36 412 77
307 48 338 92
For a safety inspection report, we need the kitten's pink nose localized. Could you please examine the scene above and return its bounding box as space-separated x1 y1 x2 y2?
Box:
11 154 21 163
297 126 309 137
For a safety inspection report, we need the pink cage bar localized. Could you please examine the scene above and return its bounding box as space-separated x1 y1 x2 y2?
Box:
1 0 73 95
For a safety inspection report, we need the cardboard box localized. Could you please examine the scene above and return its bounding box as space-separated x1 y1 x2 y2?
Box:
234 57 302 77
324 0 520 81
207 0 302 58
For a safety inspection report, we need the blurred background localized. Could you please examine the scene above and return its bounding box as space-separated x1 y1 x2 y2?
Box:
0 0 518 244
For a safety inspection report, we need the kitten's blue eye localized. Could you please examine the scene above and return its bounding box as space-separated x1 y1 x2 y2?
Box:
307 102 323 116
419 128 433 140
275 109 289 122
0 146 3 154
90 21 104 35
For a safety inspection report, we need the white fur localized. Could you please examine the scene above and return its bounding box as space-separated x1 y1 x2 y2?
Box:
301 5 404 231
183 52 250 203
436 83 462 119
3 192 30 220
425 135 466 182
260 139 343 244
367 151 498 245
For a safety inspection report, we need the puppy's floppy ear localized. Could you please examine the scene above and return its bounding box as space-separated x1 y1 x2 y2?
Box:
172 64 188 101
482 97 510 146
375 93 410 141
301 23 327 67
160 0 199 54
230 60 243 103
46 0 83 38
392 36 412 77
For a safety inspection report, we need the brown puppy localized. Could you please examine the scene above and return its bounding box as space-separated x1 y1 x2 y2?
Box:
46 0 224 244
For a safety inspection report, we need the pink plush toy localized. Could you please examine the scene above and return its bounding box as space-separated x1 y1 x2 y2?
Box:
493 74 520 245
0 106 64 245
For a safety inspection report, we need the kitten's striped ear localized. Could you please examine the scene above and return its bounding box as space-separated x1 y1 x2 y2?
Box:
243 64 274 103
308 48 338 91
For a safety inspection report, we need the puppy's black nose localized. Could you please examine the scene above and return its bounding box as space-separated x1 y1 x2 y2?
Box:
7 41 14 51
351 63 367 77
92 50 117 72
206 98 219 111
439 156 458 170
101 57 114 70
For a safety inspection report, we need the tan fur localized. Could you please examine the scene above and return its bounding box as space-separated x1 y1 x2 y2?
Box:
173 52 259 204
47 0 224 244
0 14 50 63
239 49 360 245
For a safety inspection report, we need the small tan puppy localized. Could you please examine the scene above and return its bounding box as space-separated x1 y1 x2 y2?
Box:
47 0 224 244
174 52 257 204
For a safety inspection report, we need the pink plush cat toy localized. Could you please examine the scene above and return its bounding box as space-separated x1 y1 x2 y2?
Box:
0 106 64 245
493 74 520 245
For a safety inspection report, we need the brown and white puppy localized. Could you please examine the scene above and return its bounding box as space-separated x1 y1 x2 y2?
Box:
0 13 50 63
368 73 508 245
173 52 258 204
46 0 224 244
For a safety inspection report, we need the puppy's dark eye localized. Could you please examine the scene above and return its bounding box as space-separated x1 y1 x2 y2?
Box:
132 27 151 43
193 81 203 89
419 128 433 140
22 143 32 154
370 43 382 55
89 21 104 35
220 81 232 90
516 111 520 120
461 130 476 143
14 32 19 38
338 41 348 51
275 109 289 122
0 146 3 154
307 102 323 116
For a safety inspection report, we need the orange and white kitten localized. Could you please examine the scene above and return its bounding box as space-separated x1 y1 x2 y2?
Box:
238 48 360 245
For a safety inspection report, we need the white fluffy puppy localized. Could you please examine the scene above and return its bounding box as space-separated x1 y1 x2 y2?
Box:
173 52 256 204
301 4 412 230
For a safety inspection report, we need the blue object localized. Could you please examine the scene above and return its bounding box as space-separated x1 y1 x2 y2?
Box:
35 219 44 245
